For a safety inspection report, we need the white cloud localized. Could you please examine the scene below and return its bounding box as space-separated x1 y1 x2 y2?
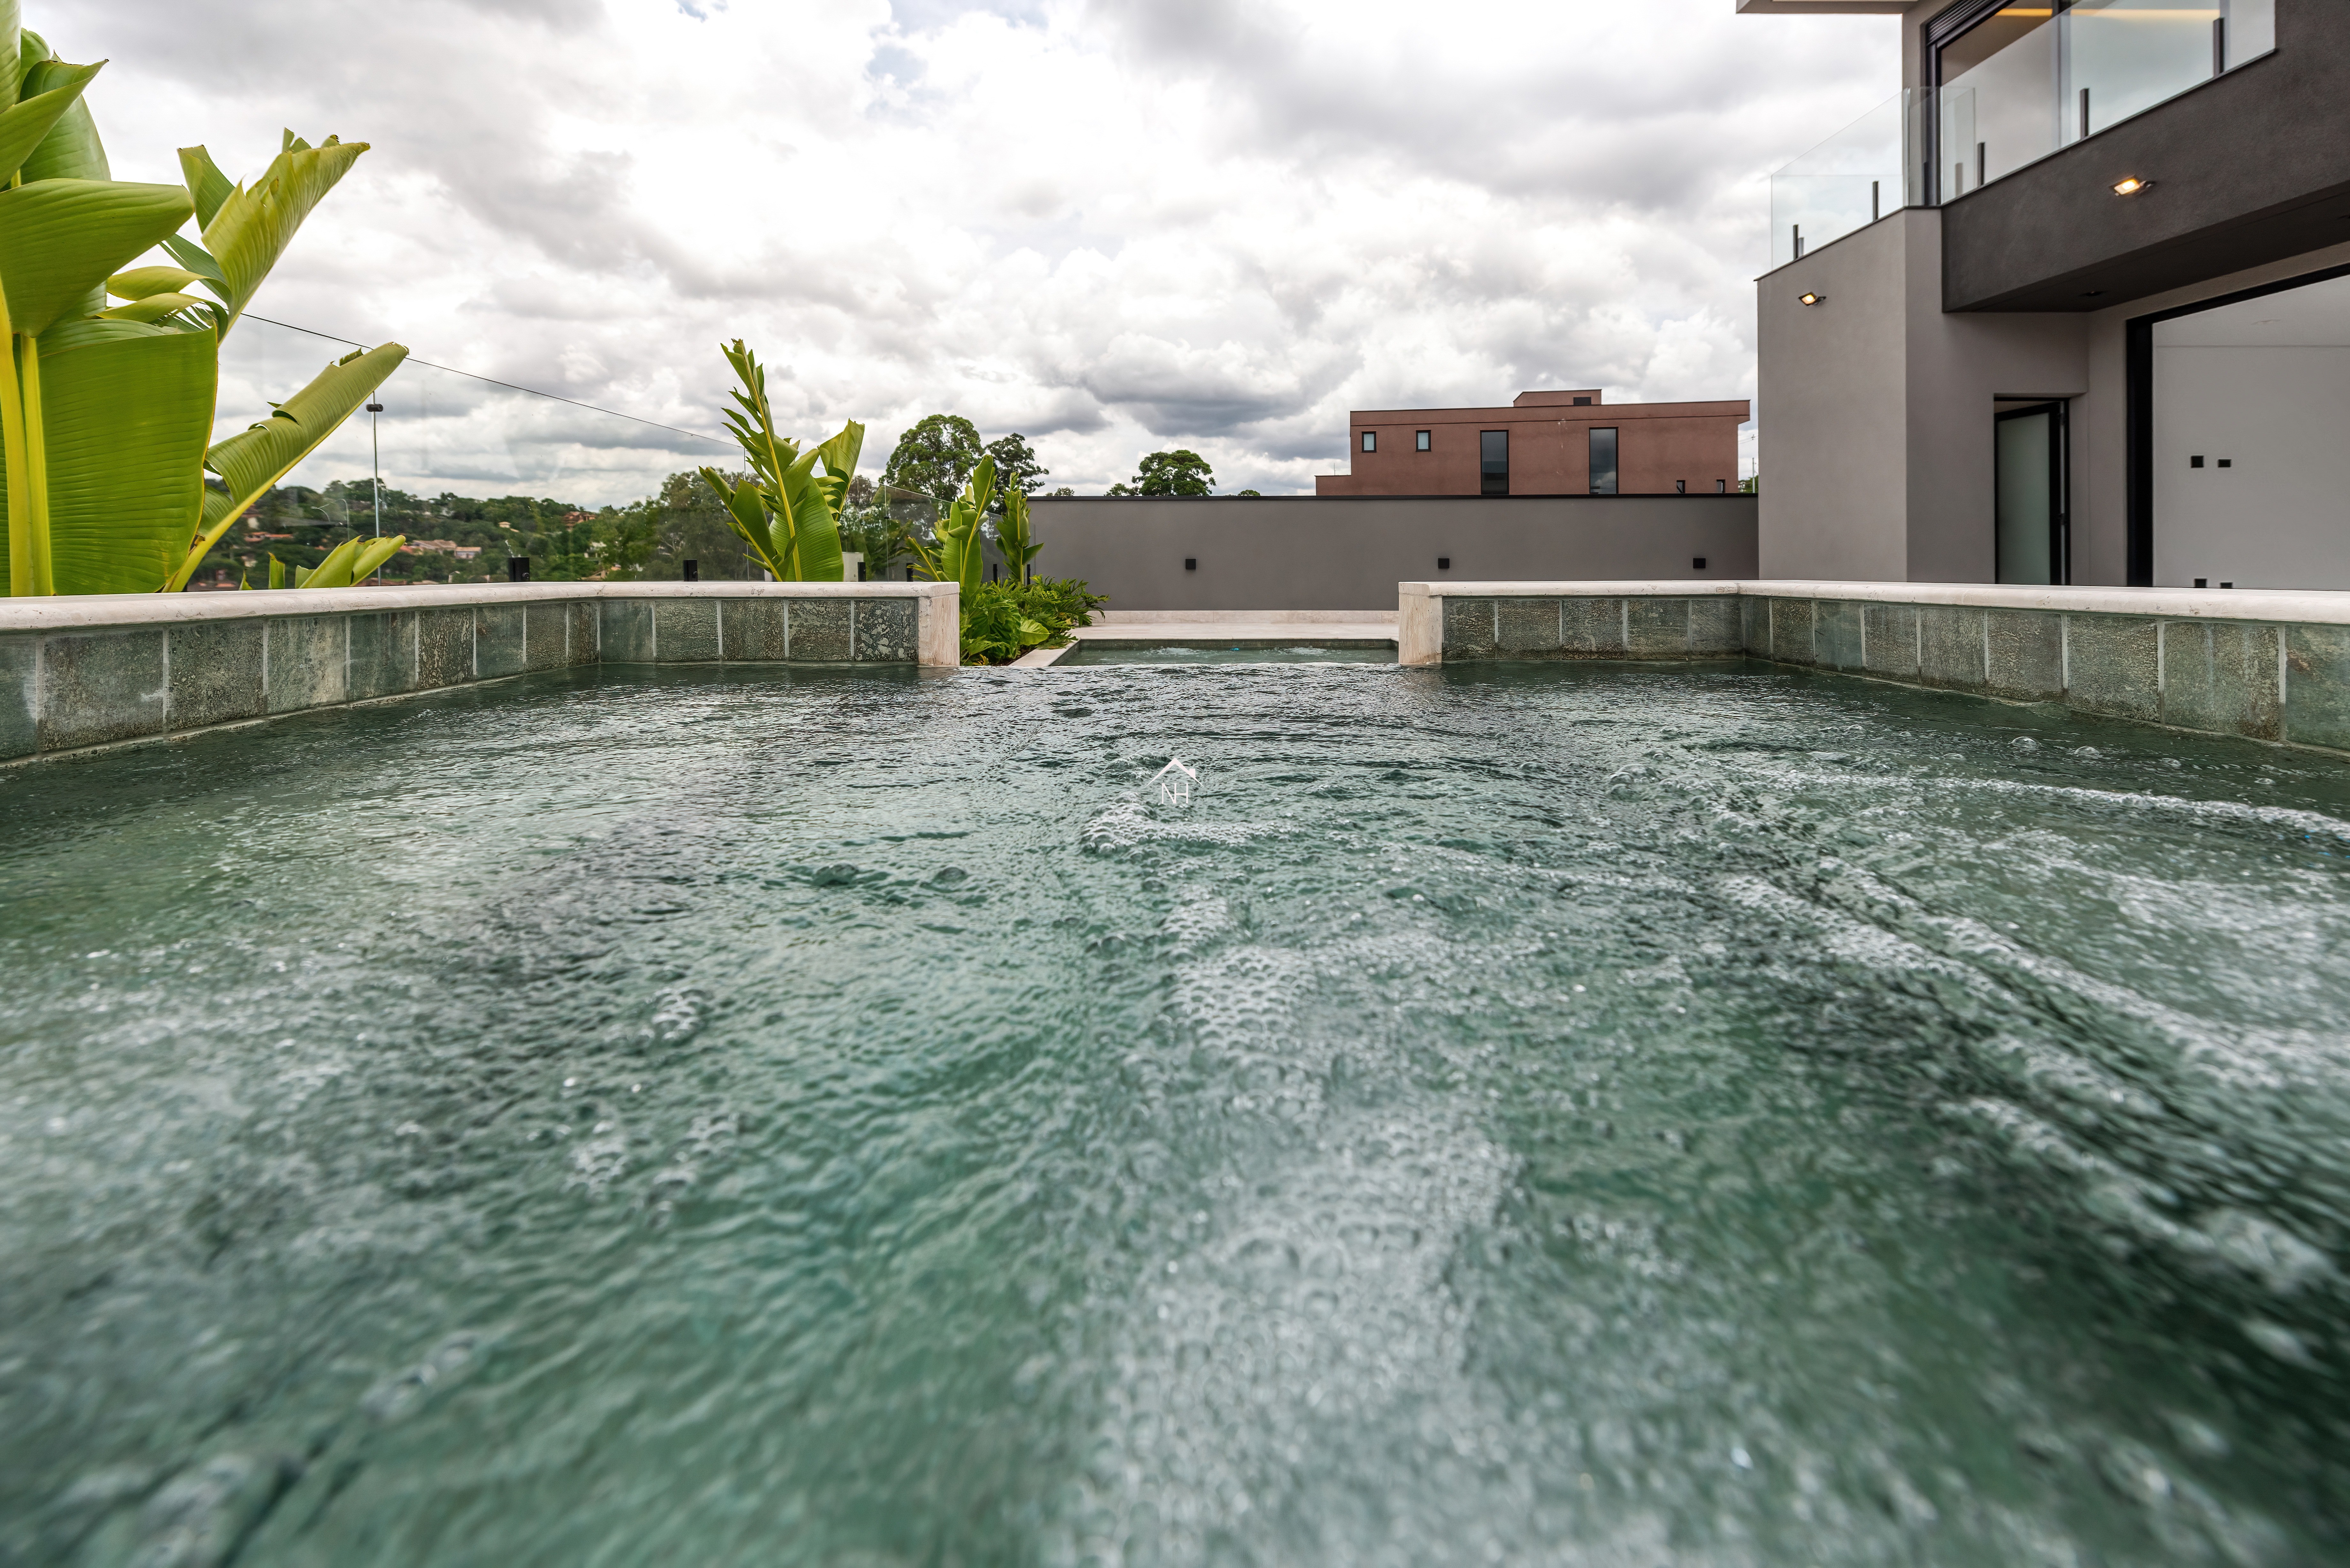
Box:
49 0 1896 500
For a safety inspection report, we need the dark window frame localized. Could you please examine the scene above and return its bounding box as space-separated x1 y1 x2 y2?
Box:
1414 429 1431 451
1995 399 2071 586
1588 427 1619 496
2126 258 2350 585
1361 430 1376 453
1479 430 1509 497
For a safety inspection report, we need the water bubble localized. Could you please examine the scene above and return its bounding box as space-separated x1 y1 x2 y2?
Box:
1732 1446 1753 1469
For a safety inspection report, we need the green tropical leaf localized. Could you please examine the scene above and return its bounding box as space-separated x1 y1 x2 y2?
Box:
188 134 368 332
0 58 99 184
1 3 22 114
177 144 233 230
0 178 197 338
33 327 215 595
157 234 225 288
15 40 110 187
97 290 207 323
347 535 405 582
776 451 842 582
106 265 200 301
165 341 408 591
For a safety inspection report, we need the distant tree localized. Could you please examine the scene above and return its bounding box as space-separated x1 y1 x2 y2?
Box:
844 474 877 510
883 415 984 511
1236 488 1262 497
1134 449 1214 496
1105 482 1137 497
594 500 660 579
1048 486 1075 497
983 433 1049 509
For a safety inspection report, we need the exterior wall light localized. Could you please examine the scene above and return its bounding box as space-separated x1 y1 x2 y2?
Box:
2112 177 2150 195
1798 291 1824 307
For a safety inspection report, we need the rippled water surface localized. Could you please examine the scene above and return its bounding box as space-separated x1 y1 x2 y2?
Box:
5 661 2350 1566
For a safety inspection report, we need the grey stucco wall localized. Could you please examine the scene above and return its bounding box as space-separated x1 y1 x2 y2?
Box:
1028 495 1756 612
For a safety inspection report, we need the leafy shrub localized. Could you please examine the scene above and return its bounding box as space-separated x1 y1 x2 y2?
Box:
961 577 1106 665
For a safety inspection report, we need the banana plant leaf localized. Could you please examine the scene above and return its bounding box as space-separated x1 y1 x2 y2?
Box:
15 38 109 191
163 342 408 591
106 265 201 301
998 487 1042 582
0 57 98 184
280 533 406 589
0 178 196 338
174 133 369 335
11 326 216 596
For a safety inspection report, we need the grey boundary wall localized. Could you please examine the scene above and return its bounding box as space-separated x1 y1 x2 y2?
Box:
0 582 959 764
1400 581 2350 755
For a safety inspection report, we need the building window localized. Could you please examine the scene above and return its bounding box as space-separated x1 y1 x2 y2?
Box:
1573 396 1593 406
1589 428 1618 495
1415 430 1431 451
1717 480 1727 493
1676 480 1687 494
1480 430 1509 496
1361 430 1376 453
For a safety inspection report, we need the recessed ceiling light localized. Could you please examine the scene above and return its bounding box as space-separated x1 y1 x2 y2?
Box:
2112 176 2150 196
1798 291 1824 307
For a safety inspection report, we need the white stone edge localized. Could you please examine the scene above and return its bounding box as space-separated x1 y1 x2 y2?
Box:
1095 608 1400 625
1006 641 1079 668
0 579 957 635
1398 580 2350 626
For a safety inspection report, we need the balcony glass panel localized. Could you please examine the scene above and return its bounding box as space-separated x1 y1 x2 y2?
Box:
1939 4 2061 196
2072 2 2221 137
1767 90 1924 269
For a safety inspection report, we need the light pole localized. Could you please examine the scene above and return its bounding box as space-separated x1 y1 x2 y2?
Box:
366 401 385 581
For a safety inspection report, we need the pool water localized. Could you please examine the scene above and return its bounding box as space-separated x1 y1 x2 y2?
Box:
1058 640 1396 665
4 661 2347 1566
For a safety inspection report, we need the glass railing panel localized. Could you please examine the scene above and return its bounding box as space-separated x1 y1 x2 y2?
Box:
1768 90 1914 269
2071 1 2222 138
2224 0 2274 64
1939 6 2062 196
206 316 739 586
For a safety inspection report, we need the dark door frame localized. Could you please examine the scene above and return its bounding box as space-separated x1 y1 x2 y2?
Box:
2126 257 2350 585
1996 400 2070 585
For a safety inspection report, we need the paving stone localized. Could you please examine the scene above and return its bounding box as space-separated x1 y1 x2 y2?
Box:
1442 598 1497 658
41 630 166 750
790 598 853 662
656 599 721 662
1627 599 1692 657
723 599 790 661
1861 602 1919 677
2163 621 2281 741
0 635 39 759
602 600 654 664
1917 604 1984 688
1496 598 1563 654
1985 608 2064 701
1814 600 1864 671
1768 598 1816 665
2064 614 2160 721
854 598 918 662
165 620 267 730
476 606 526 678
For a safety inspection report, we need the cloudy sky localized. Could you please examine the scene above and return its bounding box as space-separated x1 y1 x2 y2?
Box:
54 0 1897 502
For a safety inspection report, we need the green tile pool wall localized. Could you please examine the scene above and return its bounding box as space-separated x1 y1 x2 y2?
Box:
1741 597 2303 748
1439 597 1743 661
0 595 933 763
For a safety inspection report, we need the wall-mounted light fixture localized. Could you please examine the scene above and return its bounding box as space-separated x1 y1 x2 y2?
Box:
2111 176 2151 196
1798 291 1824 307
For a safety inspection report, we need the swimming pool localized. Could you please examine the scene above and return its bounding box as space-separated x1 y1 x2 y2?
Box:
4 660 2345 1564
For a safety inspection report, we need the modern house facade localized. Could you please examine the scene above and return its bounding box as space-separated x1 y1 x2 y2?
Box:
1745 0 2350 589
1315 389 1749 498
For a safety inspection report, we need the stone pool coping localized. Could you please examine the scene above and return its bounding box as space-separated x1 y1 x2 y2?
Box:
0 582 959 763
1401 580 2350 755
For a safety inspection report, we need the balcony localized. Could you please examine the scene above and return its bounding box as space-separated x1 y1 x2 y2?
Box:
1769 0 2277 271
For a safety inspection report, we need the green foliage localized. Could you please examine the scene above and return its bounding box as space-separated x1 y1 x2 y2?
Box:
1134 449 1214 496
996 486 1041 582
910 455 996 597
698 338 858 581
0 6 393 594
250 531 406 590
982 431 1047 509
884 413 983 512
959 575 1105 666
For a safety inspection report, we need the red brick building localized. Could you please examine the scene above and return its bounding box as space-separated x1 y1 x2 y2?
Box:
1315 388 1748 497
